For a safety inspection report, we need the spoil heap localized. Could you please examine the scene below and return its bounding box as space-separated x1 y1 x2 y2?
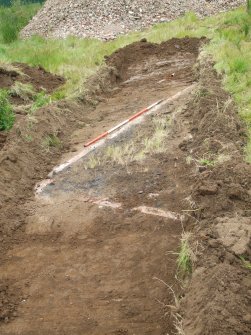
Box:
21 0 244 40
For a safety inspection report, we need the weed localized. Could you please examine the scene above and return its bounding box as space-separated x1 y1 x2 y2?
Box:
50 89 66 101
189 151 231 169
84 153 101 169
246 136 251 163
194 87 209 101
242 22 250 37
143 128 167 154
173 313 185 335
134 150 146 162
186 156 193 165
10 81 35 101
42 134 61 151
103 115 169 166
0 89 15 130
142 116 169 154
153 276 184 334
240 256 251 270
0 62 24 76
198 158 215 167
26 113 37 129
177 232 194 275
248 0 251 14
24 134 32 142
105 143 135 165
184 195 198 210
30 91 51 113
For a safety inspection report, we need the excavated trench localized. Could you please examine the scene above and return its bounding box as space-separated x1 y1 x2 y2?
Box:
0 38 250 335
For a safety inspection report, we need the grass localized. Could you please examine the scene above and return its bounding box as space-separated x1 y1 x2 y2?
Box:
187 152 232 169
84 153 101 170
142 117 170 154
29 91 51 113
84 115 170 169
105 143 135 166
0 61 24 75
42 134 61 151
24 133 33 142
177 232 194 276
10 81 35 101
0 89 15 130
173 314 185 335
240 256 251 270
0 0 41 43
198 158 215 167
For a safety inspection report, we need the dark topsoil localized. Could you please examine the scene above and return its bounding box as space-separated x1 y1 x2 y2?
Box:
0 38 250 334
0 63 64 149
179 59 251 335
0 63 64 93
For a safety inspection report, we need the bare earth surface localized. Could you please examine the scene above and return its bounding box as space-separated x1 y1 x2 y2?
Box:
0 38 250 334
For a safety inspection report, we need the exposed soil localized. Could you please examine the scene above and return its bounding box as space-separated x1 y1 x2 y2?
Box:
0 63 64 150
0 38 250 334
0 63 64 93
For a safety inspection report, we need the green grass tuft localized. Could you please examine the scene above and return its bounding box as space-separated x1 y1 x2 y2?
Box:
42 134 61 151
198 158 215 167
230 57 249 74
30 91 51 113
240 256 251 270
0 89 15 130
177 232 193 275
10 81 35 101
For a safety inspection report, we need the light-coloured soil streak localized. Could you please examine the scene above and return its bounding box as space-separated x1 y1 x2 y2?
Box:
0 39 202 334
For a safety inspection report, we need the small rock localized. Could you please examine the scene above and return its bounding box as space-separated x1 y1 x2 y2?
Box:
228 183 245 200
197 183 218 196
208 239 220 248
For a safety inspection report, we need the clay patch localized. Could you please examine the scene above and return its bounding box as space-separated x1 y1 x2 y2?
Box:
216 216 251 255
133 206 183 221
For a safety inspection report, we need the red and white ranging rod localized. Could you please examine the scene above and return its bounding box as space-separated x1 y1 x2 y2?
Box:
37 85 195 186
84 99 163 148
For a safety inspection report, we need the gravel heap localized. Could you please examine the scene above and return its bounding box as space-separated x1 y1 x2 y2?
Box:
21 0 245 40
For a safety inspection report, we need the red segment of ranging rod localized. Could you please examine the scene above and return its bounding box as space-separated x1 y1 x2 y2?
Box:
84 99 163 148
84 131 109 147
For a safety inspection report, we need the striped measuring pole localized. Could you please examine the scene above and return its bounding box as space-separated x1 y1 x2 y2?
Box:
84 99 163 148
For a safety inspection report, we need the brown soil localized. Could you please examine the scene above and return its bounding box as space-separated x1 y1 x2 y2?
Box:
0 63 64 93
0 63 65 149
0 38 250 334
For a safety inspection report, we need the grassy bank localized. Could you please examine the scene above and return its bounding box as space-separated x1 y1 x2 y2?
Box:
0 3 251 160
0 1 41 43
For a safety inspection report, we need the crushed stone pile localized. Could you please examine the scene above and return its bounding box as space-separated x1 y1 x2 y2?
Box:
21 0 245 40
